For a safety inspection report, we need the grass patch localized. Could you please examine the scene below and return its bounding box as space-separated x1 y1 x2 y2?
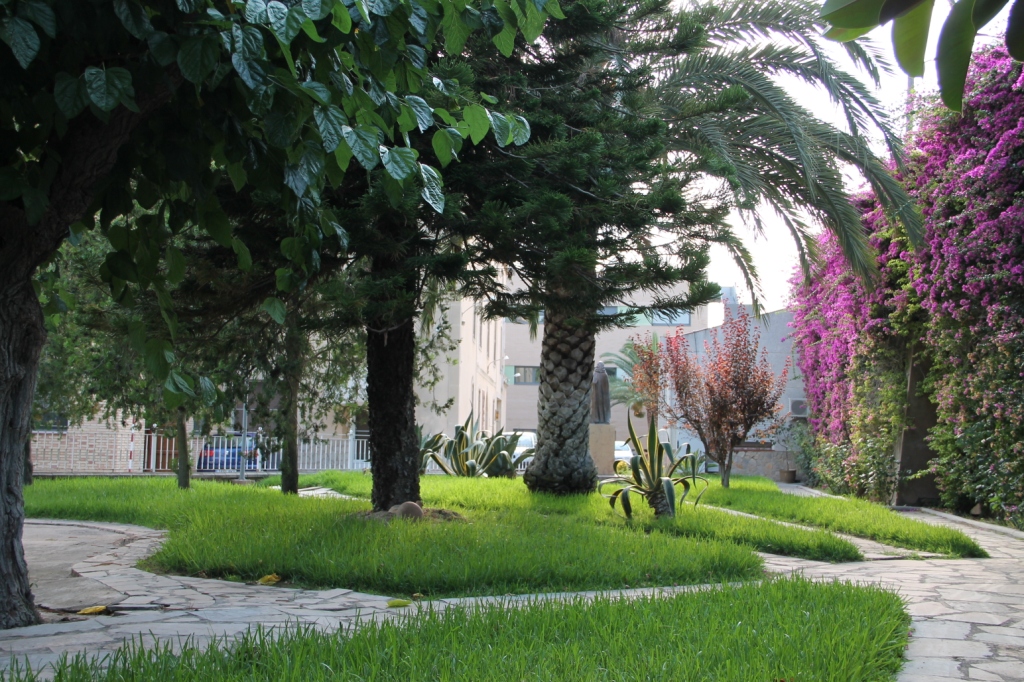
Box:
5 577 910 682
264 471 862 562
701 477 988 558
25 478 761 597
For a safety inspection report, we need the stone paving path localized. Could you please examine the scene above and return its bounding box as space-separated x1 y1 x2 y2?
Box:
762 508 1024 682
3 500 1023 680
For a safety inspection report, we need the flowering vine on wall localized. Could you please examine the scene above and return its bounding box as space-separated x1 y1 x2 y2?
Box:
789 47 1024 521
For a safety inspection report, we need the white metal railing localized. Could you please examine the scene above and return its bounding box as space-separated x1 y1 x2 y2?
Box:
189 432 372 473
32 427 535 476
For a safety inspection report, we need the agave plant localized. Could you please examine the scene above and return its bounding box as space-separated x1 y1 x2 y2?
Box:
421 412 533 478
599 417 709 518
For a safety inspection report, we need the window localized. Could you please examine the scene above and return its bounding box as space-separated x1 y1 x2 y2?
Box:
33 412 69 432
605 366 618 378
598 306 618 316
513 366 541 384
651 310 691 326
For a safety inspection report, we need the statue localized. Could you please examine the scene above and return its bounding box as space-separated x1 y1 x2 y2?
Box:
591 361 611 424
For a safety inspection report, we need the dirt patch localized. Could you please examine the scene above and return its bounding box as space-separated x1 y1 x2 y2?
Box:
355 508 466 523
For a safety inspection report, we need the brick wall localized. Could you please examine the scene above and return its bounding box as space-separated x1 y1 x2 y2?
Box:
30 417 139 474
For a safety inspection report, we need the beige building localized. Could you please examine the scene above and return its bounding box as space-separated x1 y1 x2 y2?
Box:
503 289 729 441
415 297 508 438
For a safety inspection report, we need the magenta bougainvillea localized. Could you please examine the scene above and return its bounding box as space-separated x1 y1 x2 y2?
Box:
790 47 1024 520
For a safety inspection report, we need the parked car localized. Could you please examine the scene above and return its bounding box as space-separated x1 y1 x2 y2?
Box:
196 434 260 471
513 431 536 468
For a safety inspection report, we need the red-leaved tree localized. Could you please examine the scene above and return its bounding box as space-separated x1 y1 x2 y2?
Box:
663 306 790 487
630 332 662 427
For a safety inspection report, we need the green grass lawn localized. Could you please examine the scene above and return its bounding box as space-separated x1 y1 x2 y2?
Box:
700 477 988 558
7 578 909 682
23 475 861 597
263 471 862 561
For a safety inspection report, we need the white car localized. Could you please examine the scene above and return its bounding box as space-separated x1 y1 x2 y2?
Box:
513 431 536 468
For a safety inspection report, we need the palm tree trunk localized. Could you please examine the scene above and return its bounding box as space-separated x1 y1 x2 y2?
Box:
647 489 674 517
523 310 598 495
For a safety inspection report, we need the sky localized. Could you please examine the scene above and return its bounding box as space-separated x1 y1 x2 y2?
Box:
704 3 1010 311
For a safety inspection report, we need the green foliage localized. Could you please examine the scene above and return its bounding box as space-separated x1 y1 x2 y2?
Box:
599 417 709 518
701 477 987 557
4 0 556 397
781 420 823 489
421 412 532 478
819 0 1021 110
3 578 909 682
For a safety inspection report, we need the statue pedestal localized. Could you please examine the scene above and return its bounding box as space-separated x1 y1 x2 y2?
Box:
590 424 616 476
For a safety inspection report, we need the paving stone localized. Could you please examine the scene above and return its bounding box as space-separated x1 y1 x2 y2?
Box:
912 620 973 640
907 638 992 658
964 667 1007 681
972 661 1024 678
898 656 965 678
939 612 1014 626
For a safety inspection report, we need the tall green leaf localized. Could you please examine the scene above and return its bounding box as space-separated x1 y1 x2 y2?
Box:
937 0 978 111
893 0 932 77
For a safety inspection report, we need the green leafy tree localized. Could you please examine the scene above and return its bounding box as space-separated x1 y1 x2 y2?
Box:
0 0 555 628
447 0 733 495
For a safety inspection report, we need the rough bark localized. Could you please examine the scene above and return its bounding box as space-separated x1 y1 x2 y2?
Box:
524 310 599 495
0 277 44 629
721 450 733 489
23 440 32 486
366 315 420 511
279 317 303 495
647 489 674 517
0 83 176 630
175 407 190 490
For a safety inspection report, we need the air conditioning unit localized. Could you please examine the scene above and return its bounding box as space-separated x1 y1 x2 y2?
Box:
790 399 809 418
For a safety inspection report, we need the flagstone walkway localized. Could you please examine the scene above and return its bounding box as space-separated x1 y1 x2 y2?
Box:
3 500 1022 680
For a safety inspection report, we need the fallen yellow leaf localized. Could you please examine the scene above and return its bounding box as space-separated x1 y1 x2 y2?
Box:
77 605 107 615
257 573 281 585
387 599 413 608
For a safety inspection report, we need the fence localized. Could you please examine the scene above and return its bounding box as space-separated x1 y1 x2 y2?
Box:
31 429 371 475
31 428 531 476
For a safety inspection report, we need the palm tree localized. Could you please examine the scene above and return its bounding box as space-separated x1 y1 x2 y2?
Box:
458 0 919 495
601 333 661 421
647 0 922 283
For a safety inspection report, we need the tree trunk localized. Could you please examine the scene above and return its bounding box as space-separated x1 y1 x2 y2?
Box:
0 278 44 629
366 315 420 511
524 310 599 495
279 317 304 495
23 440 32 486
175 407 190 490
0 83 175 631
721 449 733 488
